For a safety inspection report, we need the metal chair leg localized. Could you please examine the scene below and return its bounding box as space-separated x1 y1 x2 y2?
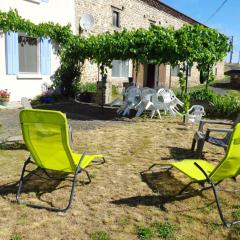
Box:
82 169 91 184
16 159 80 212
16 157 31 203
191 138 196 151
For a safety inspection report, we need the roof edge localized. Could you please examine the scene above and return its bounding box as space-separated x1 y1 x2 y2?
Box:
141 0 206 27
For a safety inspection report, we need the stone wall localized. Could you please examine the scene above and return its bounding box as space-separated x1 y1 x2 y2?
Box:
75 0 225 91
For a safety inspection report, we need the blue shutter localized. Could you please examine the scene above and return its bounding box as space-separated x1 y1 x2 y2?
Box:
40 38 51 75
5 32 19 75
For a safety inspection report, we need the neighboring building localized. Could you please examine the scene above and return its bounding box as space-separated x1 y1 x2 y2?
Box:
75 0 225 92
225 67 240 88
0 0 75 102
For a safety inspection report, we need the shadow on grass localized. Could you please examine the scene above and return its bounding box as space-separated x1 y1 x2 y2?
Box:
111 170 205 211
0 168 88 208
167 146 195 160
36 101 137 121
0 141 26 150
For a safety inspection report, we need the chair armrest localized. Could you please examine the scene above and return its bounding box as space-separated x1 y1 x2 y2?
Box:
198 119 233 132
205 128 233 140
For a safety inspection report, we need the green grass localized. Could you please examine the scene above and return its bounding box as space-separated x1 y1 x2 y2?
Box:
153 223 176 240
91 231 111 240
137 223 176 240
227 90 240 98
232 205 240 219
137 226 153 240
10 235 23 240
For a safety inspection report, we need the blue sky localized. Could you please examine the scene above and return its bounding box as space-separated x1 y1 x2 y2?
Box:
161 0 240 63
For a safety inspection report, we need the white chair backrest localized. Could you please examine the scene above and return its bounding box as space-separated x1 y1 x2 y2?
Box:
158 90 172 103
188 105 205 122
21 97 32 109
141 88 156 101
125 86 141 105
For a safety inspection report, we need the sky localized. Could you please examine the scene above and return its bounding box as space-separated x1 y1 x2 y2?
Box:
161 0 240 63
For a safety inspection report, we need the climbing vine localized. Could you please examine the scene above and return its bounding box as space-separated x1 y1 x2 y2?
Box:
0 9 231 98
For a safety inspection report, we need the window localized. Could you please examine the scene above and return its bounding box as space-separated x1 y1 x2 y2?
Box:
171 65 179 76
18 35 39 73
171 65 191 77
112 11 120 27
112 60 129 78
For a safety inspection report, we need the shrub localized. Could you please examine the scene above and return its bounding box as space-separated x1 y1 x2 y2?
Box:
78 82 97 92
189 89 214 102
112 85 119 96
189 89 240 118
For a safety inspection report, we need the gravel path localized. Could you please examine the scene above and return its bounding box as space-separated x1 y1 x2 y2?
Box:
0 102 135 142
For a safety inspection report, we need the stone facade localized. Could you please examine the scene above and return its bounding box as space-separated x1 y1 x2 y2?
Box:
75 0 225 93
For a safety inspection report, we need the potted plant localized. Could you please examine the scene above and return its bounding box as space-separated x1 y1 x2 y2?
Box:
0 89 10 106
40 90 53 104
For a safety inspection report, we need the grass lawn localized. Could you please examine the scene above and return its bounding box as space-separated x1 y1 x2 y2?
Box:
0 115 240 239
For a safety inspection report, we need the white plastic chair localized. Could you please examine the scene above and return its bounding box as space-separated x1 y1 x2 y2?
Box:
21 97 32 109
157 89 182 117
147 93 165 119
117 86 141 116
135 88 156 117
186 105 205 124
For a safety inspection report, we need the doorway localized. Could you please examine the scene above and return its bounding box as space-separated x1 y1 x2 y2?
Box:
146 64 155 88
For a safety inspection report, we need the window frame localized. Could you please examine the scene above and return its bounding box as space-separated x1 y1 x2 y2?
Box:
18 33 41 75
171 65 179 77
111 60 129 79
171 65 191 77
112 10 120 28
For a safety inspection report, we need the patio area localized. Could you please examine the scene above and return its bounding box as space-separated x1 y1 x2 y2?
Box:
0 103 239 240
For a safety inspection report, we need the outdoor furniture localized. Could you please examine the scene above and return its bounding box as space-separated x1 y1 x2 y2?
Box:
117 86 141 116
186 105 205 125
157 88 182 117
20 97 74 145
147 123 240 227
135 87 157 117
17 109 105 212
191 113 240 158
21 97 32 109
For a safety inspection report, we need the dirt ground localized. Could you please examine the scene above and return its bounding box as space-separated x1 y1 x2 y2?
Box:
0 103 239 240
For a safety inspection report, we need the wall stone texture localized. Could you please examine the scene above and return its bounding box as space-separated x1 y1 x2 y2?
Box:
75 0 226 92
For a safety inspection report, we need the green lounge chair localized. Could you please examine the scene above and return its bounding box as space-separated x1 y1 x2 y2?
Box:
17 109 105 212
147 123 240 227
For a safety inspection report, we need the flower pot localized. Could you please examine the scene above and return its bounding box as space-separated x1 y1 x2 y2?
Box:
0 98 9 107
40 96 53 104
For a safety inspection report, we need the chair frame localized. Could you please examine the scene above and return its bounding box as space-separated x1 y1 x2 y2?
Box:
16 152 105 212
191 119 234 157
146 162 240 227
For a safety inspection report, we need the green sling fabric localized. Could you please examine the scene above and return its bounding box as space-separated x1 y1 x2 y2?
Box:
157 123 240 182
20 109 103 173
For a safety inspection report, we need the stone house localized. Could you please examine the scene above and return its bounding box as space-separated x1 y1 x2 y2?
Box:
74 0 225 97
